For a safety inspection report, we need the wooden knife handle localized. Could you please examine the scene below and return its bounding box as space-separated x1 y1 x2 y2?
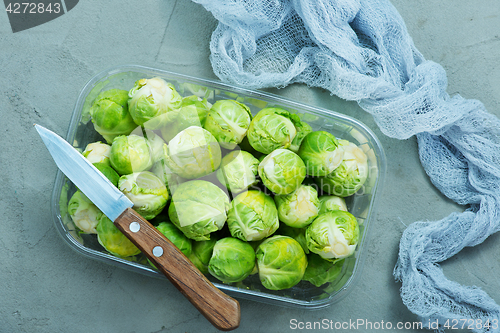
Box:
114 207 240 331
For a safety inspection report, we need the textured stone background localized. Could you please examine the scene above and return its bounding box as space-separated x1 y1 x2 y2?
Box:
1 1 499 332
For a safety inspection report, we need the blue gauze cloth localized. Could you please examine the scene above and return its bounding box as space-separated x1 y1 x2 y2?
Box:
191 0 500 331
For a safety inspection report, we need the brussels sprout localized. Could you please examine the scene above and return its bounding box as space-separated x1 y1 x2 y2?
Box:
316 140 369 197
144 130 167 164
96 213 141 257
160 95 211 142
93 162 120 187
258 149 306 195
128 77 182 129
204 99 252 149
305 211 359 261
168 180 230 241
276 224 309 254
274 185 320 228
89 89 137 144
318 195 348 215
147 220 193 269
247 107 300 154
118 171 169 220
297 131 344 176
155 221 192 257
208 237 256 283
82 142 111 165
303 253 344 287
216 150 259 194
150 157 186 196
127 127 166 164
188 237 218 274
164 126 222 179
109 134 152 175
67 190 101 234
227 190 279 242
289 120 313 153
256 235 307 290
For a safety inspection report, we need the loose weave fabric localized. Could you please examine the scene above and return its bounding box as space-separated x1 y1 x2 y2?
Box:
191 0 500 331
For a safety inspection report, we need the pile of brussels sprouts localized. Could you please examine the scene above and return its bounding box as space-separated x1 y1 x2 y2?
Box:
67 77 369 291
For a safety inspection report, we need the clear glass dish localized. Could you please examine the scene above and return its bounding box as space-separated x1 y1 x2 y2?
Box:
51 64 386 309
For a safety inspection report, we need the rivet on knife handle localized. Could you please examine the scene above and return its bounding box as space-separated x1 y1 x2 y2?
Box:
114 207 241 331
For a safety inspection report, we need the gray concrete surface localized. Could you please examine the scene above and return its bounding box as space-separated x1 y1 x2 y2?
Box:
1 1 499 332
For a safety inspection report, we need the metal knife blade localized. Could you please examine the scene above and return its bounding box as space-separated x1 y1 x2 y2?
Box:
35 124 133 221
35 123 240 331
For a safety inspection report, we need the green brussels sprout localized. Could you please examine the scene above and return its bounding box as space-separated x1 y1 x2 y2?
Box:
89 89 137 144
96 213 141 257
150 157 186 197
67 190 101 234
276 224 309 254
274 184 320 228
168 180 230 241
147 220 193 270
164 126 222 179
155 221 192 257
216 150 259 194
297 131 344 177
227 190 279 242
128 77 182 129
289 120 313 153
188 237 218 274
258 149 306 195
247 107 300 154
118 171 169 220
204 99 252 149
318 195 348 215
144 130 167 164
127 127 166 164
315 140 369 197
256 235 307 290
160 95 211 142
305 211 359 261
93 162 120 187
82 141 111 165
109 134 153 175
208 237 256 283
303 254 344 287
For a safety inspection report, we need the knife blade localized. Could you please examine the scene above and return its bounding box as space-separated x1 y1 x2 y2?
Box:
35 124 240 331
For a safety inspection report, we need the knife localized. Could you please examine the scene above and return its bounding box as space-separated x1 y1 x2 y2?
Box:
35 124 240 331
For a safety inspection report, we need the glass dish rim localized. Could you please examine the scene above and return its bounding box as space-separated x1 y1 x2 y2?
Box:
50 64 387 310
